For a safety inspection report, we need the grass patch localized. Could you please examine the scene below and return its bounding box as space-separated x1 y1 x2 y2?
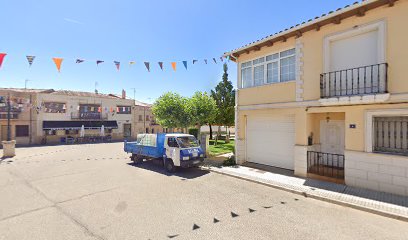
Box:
209 139 234 156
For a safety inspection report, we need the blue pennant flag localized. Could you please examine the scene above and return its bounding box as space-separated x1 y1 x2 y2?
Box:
182 61 187 70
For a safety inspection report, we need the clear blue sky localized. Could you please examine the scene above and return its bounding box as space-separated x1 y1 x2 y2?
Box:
0 0 353 103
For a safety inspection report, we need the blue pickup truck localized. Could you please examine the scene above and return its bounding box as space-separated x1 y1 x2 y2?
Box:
124 133 205 172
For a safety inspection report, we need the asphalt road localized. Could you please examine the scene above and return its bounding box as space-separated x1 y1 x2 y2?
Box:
0 143 407 240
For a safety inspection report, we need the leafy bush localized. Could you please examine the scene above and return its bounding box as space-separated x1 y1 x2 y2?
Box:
189 128 198 138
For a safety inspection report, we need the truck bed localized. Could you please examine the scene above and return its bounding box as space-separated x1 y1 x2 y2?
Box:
124 141 163 159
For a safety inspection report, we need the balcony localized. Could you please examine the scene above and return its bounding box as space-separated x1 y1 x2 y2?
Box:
71 112 108 120
0 107 22 119
320 63 388 100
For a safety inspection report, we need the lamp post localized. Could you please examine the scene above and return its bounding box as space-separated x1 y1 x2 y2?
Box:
2 92 16 158
6 93 11 141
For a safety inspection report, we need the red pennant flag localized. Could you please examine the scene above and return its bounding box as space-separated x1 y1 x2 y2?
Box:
0 53 7 69
114 61 120 71
158 62 163 70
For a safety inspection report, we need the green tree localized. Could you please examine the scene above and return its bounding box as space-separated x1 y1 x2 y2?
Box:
152 92 192 128
211 63 235 142
187 91 218 137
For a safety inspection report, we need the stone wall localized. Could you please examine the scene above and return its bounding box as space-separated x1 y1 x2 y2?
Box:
345 150 408 196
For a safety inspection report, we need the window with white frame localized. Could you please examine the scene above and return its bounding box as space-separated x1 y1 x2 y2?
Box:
241 61 253 88
240 48 296 88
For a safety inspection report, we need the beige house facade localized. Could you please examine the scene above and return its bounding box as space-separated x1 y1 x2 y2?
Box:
36 90 135 144
0 88 45 145
0 88 167 145
225 0 408 196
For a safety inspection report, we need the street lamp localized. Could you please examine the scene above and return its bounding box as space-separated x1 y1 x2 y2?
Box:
2 92 16 158
6 93 11 141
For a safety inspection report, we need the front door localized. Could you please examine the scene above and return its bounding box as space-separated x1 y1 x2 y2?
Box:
320 120 345 154
123 124 131 138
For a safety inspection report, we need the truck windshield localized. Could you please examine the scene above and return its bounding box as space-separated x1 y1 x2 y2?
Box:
177 136 199 148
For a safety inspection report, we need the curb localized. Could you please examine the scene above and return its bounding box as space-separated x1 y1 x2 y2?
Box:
203 166 408 222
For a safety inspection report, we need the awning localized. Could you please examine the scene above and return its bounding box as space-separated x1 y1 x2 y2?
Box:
43 121 118 130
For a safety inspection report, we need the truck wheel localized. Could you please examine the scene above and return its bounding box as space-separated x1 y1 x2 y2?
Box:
165 159 176 173
132 154 143 165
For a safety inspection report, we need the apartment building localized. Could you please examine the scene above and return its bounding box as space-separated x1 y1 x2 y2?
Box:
224 0 408 196
133 100 162 134
36 90 135 144
0 88 165 145
0 88 47 144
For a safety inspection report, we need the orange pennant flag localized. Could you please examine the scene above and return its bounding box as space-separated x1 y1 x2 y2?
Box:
171 62 177 71
52 58 63 72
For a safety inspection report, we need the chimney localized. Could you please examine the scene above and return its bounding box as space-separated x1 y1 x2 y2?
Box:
122 89 126 99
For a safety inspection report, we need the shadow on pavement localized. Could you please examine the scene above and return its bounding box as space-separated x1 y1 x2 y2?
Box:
240 161 408 208
7 140 124 149
243 162 295 177
304 178 408 208
127 159 210 179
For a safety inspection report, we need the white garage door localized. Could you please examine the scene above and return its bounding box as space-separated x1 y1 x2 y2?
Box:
246 114 295 170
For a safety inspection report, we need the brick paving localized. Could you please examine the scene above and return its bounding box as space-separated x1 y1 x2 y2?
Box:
202 163 408 222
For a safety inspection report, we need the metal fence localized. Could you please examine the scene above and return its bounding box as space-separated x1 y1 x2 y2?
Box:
320 63 388 98
307 151 345 179
374 116 408 155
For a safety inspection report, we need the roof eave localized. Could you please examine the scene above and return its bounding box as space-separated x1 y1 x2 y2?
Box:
223 0 395 61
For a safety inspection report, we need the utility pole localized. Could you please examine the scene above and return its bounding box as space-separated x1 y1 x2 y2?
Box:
6 93 11 141
24 79 31 89
130 88 136 100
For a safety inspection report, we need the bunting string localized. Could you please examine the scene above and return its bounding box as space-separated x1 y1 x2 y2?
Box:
0 52 229 73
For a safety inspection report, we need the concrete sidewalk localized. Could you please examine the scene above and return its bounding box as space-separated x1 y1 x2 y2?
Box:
201 162 408 222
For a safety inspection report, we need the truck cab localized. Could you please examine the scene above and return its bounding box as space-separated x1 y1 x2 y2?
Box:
164 134 204 171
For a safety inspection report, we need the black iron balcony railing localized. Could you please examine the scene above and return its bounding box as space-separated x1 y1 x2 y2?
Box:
71 112 108 120
307 151 345 179
320 63 388 98
0 113 19 119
